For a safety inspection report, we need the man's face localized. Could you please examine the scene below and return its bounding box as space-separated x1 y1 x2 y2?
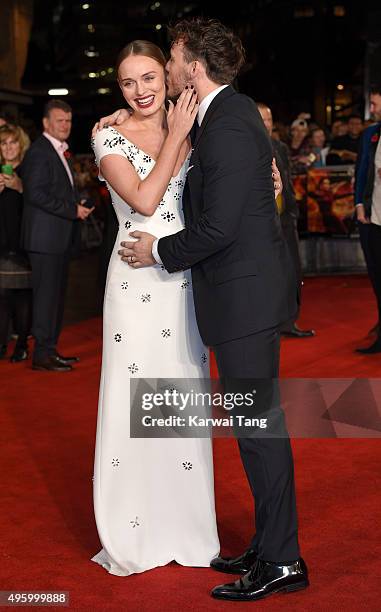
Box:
370 93 381 122
347 117 363 138
311 129 325 148
43 108 72 142
258 106 273 137
337 122 348 136
331 120 342 137
165 41 192 98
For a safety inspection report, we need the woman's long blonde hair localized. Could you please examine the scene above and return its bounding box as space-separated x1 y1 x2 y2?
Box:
0 124 30 164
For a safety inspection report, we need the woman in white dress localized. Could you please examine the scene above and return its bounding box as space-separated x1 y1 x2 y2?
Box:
91 40 220 576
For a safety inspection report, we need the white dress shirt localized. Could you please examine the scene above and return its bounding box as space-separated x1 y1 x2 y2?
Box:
196 84 229 126
43 131 74 186
152 84 229 265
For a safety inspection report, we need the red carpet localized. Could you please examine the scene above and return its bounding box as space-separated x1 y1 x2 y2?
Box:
1 275 381 611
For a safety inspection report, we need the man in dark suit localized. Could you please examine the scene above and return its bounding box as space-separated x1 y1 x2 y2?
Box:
326 114 363 165
354 85 381 353
119 18 308 602
257 103 315 339
21 99 94 371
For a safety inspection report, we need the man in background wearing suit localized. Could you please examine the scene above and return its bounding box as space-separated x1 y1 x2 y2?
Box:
21 100 93 371
258 103 315 339
355 85 381 353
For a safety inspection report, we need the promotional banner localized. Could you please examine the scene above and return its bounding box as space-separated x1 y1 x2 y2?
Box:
293 165 356 235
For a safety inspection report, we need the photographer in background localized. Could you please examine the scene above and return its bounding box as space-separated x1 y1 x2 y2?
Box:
21 100 94 372
288 118 314 174
0 124 32 362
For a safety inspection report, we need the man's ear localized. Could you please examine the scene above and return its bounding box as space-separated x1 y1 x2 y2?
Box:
42 117 49 131
191 61 198 77
190 59 205 82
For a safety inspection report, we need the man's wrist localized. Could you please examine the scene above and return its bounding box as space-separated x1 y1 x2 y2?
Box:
152 238 163 265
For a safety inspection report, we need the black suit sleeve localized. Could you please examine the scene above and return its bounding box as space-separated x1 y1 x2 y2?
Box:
22 148 77 220
158 115 264 272
278 142 292 184
354 130 368 205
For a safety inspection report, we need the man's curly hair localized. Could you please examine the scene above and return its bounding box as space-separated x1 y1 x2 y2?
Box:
168 17 245 85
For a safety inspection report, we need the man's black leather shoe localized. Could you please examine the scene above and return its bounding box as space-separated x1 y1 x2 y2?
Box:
210 548 257 575
55 353 80 364
281 325 315 338
356 338 381 354
211 558 309 601
32 356 72 372
10 347 28 363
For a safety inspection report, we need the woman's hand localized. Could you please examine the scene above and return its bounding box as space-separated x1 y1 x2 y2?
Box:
1 173 22 193
166 87 199 143
91 108 130 137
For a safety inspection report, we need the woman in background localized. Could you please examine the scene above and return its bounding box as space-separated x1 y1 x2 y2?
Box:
310 127 329 167
288 118 313 174
0 124 32 362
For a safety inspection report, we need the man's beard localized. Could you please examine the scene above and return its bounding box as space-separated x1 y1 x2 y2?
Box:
166 85 182 102
167 93 181 102
165 75 187 102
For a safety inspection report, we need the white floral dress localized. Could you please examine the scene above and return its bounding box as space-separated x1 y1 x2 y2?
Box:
91 127 220 576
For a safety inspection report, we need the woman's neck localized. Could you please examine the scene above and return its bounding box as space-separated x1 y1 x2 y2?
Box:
4 159 20 168
128 107 166 132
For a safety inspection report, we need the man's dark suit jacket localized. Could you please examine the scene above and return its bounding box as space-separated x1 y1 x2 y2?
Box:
355 122 381 217
272 138 302 296
21 135 78 254
158 86 297 347
272 139 298 220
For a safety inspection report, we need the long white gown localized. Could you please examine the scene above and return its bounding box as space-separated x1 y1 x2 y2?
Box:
91 126 220 576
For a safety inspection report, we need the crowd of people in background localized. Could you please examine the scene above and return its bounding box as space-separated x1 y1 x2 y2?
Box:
273 112 371 175
1 84 380 363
